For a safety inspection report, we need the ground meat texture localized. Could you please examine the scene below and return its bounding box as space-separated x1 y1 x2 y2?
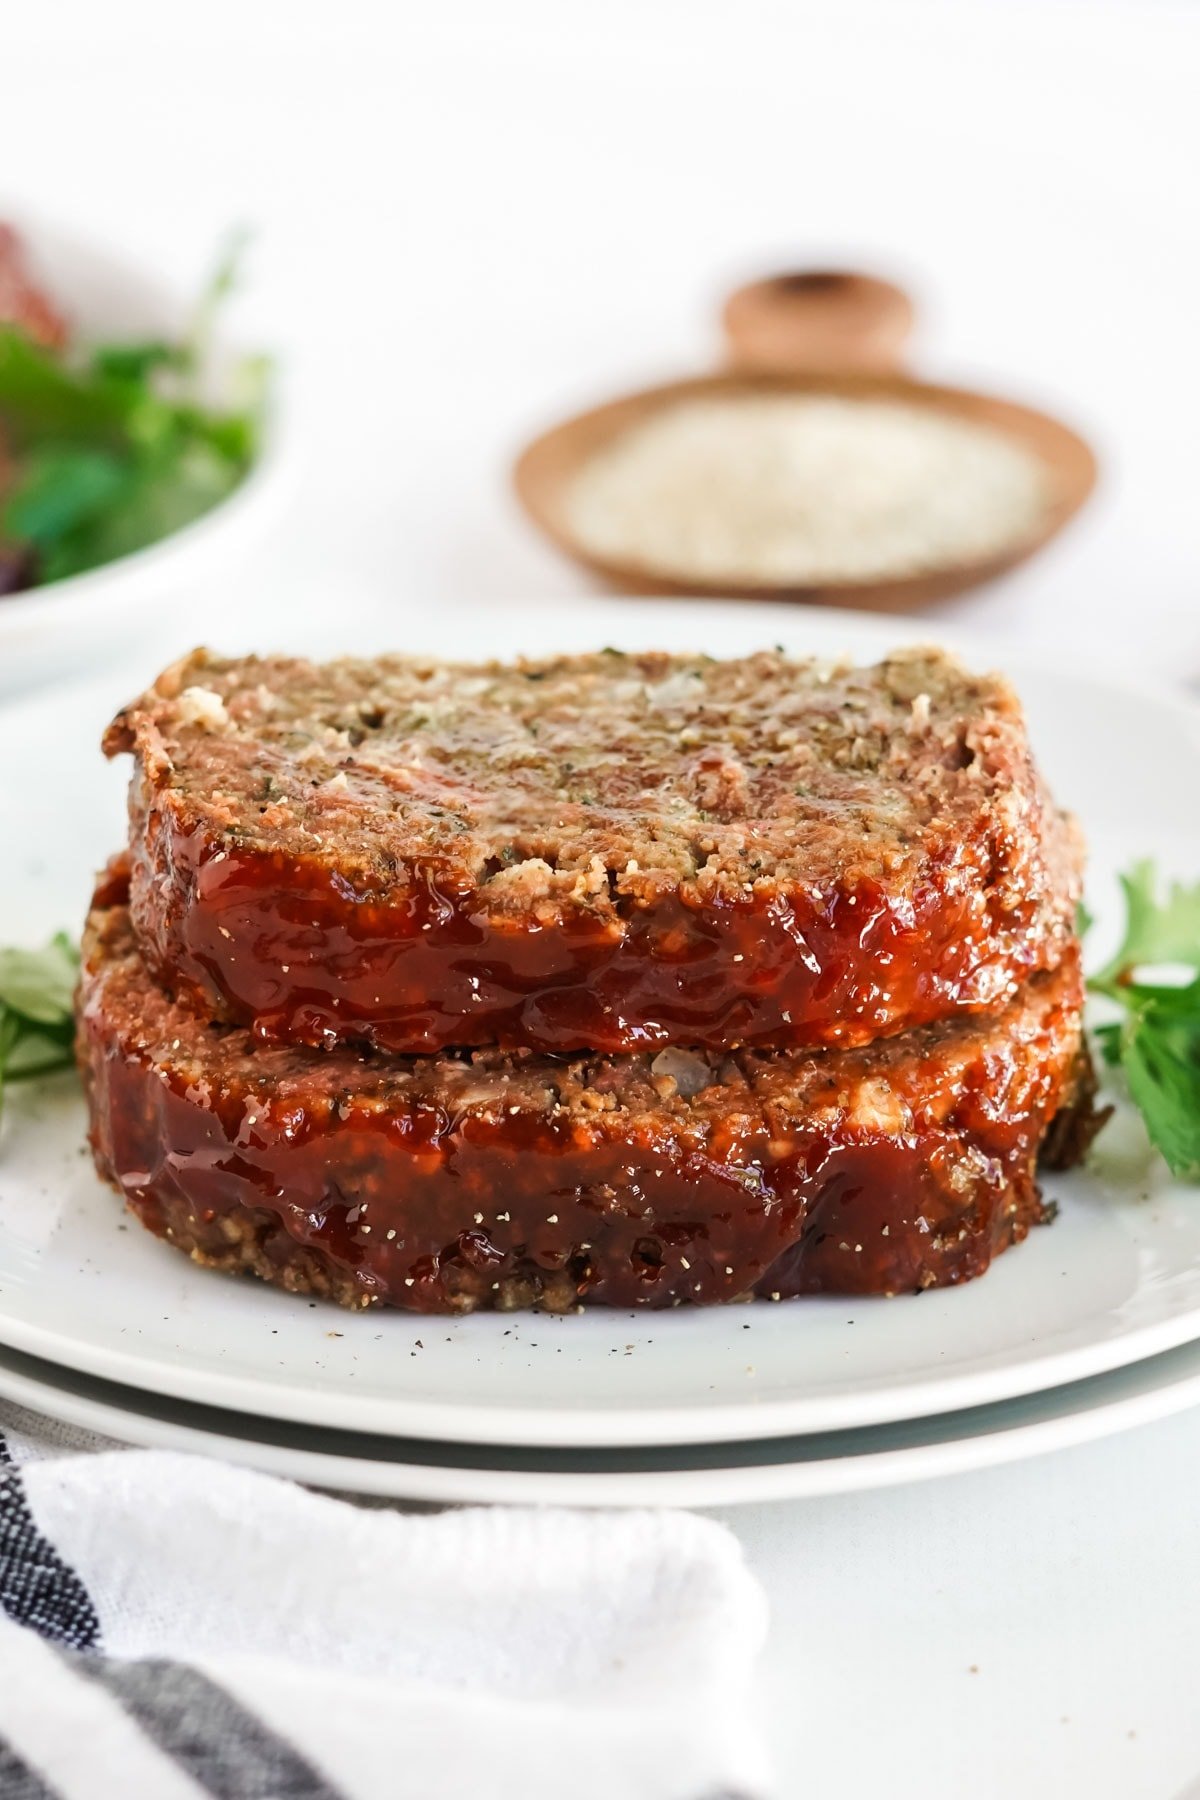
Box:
105 645 1082 1057
78 888 1093 1315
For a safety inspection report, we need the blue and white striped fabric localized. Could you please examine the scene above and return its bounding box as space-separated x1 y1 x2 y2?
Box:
0 1407 769 1800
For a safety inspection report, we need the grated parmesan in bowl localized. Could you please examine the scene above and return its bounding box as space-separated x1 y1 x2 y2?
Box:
561 393 1051 587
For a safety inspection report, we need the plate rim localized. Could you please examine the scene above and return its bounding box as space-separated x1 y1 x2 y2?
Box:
1 1325 1199 1507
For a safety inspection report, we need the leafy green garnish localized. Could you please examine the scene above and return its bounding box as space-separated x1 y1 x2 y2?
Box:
0 235 266 586
1091 861 1200 989
90 342 184 384
1088 863 1200 1179
5 447 130 548
0 329 134 447
0 934 79 1122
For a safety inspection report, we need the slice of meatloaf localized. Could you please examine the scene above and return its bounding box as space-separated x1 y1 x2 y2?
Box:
79 880 1093 1316
105 645 1082 1057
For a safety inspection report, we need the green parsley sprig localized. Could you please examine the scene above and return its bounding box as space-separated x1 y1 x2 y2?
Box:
0 934 79 1122
1087 862 1200 1180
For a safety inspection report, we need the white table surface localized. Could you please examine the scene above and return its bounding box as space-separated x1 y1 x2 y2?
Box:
3 2 1199 1793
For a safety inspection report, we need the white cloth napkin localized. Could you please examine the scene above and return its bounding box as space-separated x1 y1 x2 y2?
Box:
0 1404 770 1800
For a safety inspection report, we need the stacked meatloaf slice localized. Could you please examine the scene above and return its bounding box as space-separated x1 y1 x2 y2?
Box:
81 646 1096 1314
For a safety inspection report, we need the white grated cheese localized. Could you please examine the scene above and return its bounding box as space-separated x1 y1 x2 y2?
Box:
176 686 229 731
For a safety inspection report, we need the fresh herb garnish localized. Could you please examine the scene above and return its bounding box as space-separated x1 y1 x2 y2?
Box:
1087 861 1200 1180
0 934 79 1121
0 234 268 587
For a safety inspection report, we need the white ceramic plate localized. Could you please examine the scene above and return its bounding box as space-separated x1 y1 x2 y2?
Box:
1 1327 1200 1507
0 215 290 696
0 602 1198 1450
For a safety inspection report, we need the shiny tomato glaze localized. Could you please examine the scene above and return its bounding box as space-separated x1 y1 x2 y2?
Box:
83 1029 1063 1315
128 814 1061 1056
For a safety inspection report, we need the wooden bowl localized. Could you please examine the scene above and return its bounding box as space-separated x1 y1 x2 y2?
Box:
512 272 1097 611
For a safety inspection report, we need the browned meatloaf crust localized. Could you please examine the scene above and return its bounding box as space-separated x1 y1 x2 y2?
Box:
79 882 1092 1316
105 645 1082 1058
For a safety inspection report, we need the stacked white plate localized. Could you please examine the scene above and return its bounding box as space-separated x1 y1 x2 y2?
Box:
3 602 1199 1504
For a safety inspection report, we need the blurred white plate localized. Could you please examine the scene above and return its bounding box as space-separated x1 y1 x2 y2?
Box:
0 604 1197 1451
0 214 290 695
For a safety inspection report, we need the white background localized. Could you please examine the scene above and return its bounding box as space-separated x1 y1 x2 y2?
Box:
4 2 1200 1795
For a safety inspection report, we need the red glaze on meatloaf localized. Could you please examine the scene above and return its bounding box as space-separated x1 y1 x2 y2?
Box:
105 646 1082 1058
79 882 1092 1315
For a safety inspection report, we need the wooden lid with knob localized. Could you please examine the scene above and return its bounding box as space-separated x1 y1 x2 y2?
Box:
723 270 915 373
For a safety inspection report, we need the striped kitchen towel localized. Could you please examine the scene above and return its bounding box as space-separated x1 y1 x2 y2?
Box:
0 1404 770 1800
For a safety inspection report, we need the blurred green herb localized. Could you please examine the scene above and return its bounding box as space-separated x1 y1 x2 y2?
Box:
1087 862 1200 1180
0 233 267 585
0 934 78 1122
